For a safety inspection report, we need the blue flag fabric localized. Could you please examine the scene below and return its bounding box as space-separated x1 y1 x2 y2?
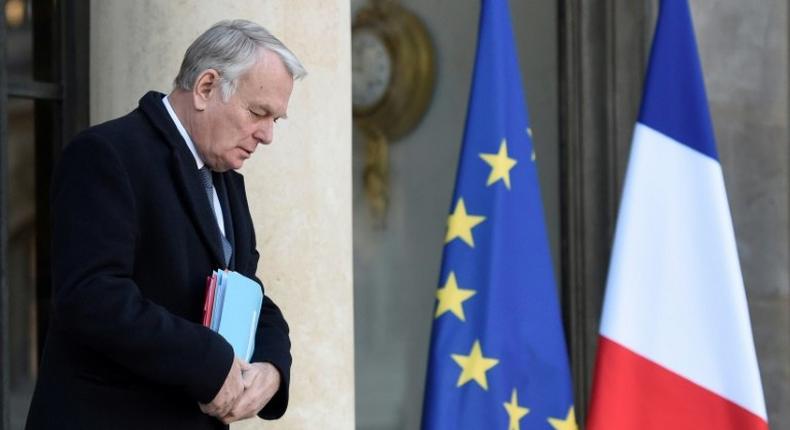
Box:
421 1 576 429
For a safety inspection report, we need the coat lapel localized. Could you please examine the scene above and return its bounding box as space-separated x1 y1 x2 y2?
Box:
222 172 251 273
138 91 227 269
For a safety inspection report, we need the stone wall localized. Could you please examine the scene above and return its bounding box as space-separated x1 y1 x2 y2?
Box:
691 0 789 427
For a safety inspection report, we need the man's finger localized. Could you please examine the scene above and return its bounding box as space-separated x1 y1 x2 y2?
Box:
202 401 221 416
229 386 259 420
242 368 261 388
222 394 239 417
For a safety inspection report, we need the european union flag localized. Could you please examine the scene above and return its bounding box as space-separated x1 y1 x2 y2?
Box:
421 1 576 429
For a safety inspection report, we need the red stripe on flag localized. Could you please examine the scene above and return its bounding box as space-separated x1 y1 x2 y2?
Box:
587 336 768 430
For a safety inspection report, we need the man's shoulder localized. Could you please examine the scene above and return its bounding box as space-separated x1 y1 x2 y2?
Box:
67 93 171 160
77 108 152 144
58 108 173 183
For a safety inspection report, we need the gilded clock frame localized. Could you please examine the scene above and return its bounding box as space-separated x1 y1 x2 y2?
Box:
352 1 436 140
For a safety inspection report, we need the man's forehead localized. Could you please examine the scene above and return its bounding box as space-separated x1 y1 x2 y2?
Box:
244 51 290 83
234 53 293 113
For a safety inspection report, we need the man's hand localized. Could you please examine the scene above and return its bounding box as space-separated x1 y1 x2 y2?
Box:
220 362 281 424
199 357 245 418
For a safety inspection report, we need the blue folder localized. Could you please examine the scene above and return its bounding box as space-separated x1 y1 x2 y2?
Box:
208 270 262 361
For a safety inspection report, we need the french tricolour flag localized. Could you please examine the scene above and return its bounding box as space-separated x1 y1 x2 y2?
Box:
586 0 769 429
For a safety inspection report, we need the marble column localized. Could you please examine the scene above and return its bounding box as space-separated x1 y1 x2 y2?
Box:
90 1 354 428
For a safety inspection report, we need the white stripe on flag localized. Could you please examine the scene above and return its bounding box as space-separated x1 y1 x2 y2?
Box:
600 123 767 420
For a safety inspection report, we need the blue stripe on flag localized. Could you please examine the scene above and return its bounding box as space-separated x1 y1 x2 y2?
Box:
638 0 719 160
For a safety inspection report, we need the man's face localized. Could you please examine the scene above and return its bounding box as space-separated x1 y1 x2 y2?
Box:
195 50 294 171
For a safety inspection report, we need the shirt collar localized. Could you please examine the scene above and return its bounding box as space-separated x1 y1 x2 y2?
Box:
162 95 205 170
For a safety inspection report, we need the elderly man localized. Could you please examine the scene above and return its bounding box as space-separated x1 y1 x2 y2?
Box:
26 20 305 429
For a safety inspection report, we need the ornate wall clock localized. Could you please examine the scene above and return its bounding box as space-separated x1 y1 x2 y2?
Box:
352 0 436 221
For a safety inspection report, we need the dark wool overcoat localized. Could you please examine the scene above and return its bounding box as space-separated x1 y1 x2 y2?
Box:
26 91 291 430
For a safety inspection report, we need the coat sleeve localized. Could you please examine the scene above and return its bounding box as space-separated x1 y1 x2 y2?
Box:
50 133 234 404
248 264 291 420
234 175 292 420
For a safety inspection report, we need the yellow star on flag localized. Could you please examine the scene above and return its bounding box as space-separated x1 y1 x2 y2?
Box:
445 198 486 247
451 339 499 390
503 388 529 430
479 138 518 189
548 406 578 430
435 272 476 321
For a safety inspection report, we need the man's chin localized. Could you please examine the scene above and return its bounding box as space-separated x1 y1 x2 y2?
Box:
228 159 246 171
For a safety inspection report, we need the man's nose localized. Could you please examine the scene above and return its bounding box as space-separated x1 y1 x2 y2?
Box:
254 120 274 145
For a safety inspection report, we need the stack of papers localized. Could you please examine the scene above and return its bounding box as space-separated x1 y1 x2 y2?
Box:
203 270 263 362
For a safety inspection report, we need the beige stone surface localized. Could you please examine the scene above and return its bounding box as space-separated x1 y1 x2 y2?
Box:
90 1 354 429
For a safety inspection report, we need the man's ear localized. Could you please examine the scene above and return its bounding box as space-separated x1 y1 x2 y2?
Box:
192 69 220 111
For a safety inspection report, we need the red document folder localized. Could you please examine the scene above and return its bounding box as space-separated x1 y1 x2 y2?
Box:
202 272 218 327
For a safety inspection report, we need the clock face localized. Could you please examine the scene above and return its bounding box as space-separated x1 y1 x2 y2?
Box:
352 29 393 110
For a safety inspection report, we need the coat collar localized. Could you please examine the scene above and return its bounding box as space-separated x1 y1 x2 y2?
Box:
138 91 228 269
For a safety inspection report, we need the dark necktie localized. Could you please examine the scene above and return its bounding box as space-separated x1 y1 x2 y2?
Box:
198 167 232 266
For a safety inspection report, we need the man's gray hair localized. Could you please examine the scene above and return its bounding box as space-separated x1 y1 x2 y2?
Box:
174 19 306 100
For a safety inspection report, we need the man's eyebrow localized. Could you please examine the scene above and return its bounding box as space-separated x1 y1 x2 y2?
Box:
252 103 287 119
